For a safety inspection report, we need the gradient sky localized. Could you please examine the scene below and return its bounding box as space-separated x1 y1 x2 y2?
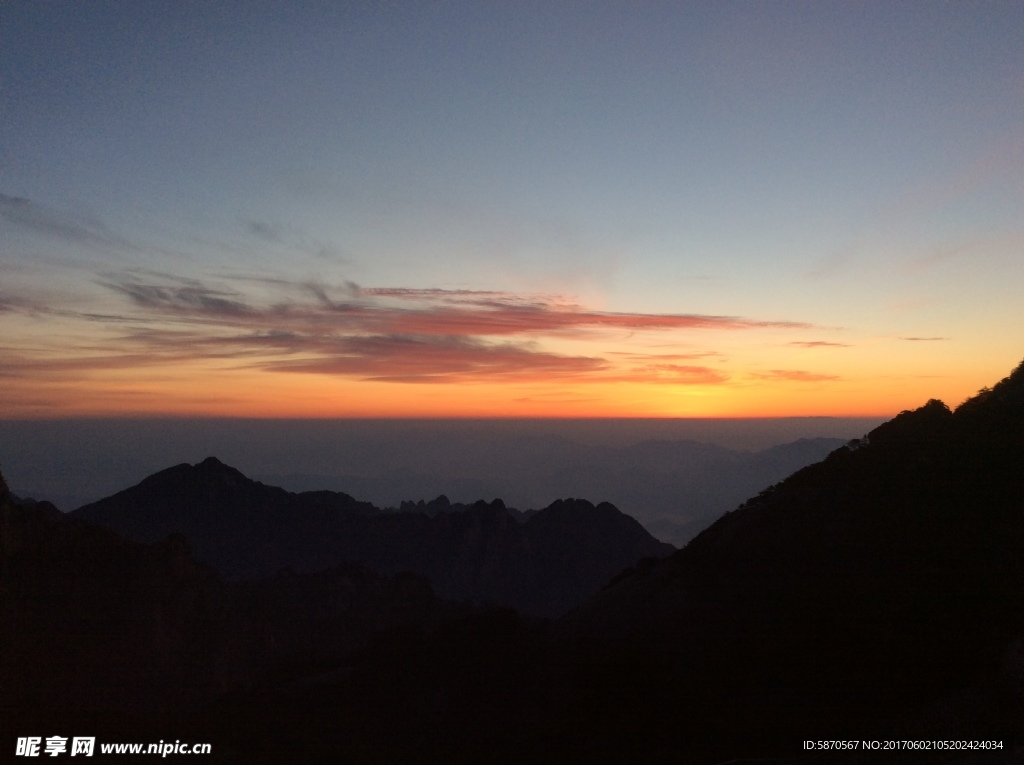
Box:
2 1 1022 418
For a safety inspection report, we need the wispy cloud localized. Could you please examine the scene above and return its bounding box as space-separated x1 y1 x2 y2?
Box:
0 291 66 317
97 274 811 338
750 369 841 382
239 218 349 262
0 193 136 251
899 336 948 342
606 351 721 360
628 364 730 385
104 277 254 318
242 219 283 243
1 270 819 386
265 335 609 383
0 352 190 376
788 341 851 348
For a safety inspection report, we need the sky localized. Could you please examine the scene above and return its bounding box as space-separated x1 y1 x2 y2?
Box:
2 1 1023 418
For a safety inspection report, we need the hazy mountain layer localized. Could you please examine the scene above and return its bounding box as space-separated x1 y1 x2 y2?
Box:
6 363 1024 762
203 359 1024 762
0 418 876 542
263 436 847 546
74 459 673 617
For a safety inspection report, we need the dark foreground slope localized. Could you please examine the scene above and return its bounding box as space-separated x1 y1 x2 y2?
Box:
7 362 1024 763
551 361 1024 756
0 479 461 756
76 464 672 617
204 362 1024 763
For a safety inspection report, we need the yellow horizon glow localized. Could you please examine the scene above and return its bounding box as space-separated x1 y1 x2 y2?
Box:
0 362 993 420
2 284 1016 420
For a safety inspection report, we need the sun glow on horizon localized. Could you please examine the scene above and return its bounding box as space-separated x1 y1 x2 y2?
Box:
0 354 997 421
0 270 1014 420
2 5 1021 422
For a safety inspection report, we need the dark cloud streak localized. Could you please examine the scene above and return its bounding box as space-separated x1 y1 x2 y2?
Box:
103 278 253 318
750 370 841 383
0 193 136 252
2 271 819 386
264 335 610 383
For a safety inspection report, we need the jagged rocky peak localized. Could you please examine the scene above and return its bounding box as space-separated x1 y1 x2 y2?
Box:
535 497 663 532
544 497 617 514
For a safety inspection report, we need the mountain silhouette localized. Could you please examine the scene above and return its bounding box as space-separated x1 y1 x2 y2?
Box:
7 360 1024 762
75 458 672 617
0 474 459 744
206 360 1024 763
260 435 848 547
75 456 380 579
553 359 1024 753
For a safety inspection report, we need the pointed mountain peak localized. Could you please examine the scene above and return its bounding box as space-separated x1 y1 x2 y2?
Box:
111 456 255 499
191 456 249 481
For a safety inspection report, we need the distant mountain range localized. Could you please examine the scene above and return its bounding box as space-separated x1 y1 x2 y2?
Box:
215 359 1024 761
74 460 673 617
1 419 859 548
4 361 1024 762
260 436 847 546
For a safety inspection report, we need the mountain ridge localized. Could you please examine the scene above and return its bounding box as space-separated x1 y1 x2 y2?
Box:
74 460 673 617
552 359 1024 747
6 361 1024 761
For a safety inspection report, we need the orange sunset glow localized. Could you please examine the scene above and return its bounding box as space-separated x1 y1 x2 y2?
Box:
2 3 1022 421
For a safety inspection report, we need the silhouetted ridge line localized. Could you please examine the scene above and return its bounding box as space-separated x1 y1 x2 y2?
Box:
558 357 1024 753
74 460 673 616
6 359 1024 763
0 475 459 739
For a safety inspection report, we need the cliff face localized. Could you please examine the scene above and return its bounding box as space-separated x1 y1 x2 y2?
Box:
75 463 673 617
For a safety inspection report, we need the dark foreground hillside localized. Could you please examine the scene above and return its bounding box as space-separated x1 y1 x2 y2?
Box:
0 486 470 759
202 362 1024 763
4 360 1024 763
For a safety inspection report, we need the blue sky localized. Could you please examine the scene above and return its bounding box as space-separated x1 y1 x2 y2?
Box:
2 1 1023 417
